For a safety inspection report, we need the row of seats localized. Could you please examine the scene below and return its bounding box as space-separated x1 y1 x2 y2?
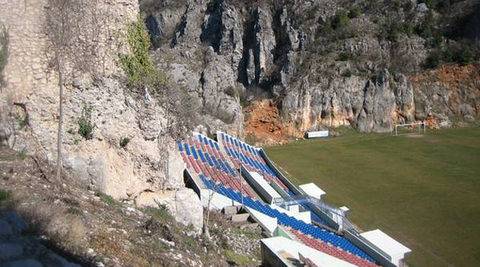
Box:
290 228 379 267
219 132 275 175
198 174 375 263
221 132 328 226
179 133 377 264
218 132 289 191
178 138 257 198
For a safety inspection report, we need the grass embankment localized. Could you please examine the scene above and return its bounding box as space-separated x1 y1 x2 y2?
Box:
265 127 480 267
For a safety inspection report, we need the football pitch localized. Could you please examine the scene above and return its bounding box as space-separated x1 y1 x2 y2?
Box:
265 127 480 267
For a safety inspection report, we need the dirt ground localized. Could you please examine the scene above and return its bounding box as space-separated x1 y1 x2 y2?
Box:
244 99 300 145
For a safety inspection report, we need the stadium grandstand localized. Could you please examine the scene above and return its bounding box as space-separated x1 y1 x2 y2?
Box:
177 132 411 267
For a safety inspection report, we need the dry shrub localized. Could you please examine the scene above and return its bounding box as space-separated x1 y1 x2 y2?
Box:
13 197 87 250
46 214 86 249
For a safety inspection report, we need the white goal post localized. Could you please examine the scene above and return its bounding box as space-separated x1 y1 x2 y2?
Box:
394 122 426 136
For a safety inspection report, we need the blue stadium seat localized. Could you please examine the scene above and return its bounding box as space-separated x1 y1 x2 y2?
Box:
193 133 374 262
184 144 191 155
208 139 215 148
190 146 198 159
198 150 206 162
177 141 183 151
205 154 214 166
204 177 375 262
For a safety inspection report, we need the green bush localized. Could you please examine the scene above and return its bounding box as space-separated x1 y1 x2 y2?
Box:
426 33 444 48
120 137 130 148
337 52 354 61
316 19 333 37
419 0 452 11
424 51 441 69
0 189 10 203
402 0 414 10
342 69 353 77
332 10 350 30
120 18 167 89
17 149 28 160
455 47 475 65
78 103 95 140
145 205 174 224
224 250 254 266
424 41 479 69
348 7 362 19
391 0 403 11
95 192 117 206
379 19 415 42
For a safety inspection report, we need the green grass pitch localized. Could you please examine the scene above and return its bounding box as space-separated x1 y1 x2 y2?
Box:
265 127 480 267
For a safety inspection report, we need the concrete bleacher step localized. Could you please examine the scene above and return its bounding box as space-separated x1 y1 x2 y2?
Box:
222 205 252 223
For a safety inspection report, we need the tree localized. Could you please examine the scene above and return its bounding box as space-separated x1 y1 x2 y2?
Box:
45 0 99 180
45 0 72 180
203 180 222 240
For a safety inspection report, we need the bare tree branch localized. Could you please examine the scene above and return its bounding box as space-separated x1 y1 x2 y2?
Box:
45 0 100 181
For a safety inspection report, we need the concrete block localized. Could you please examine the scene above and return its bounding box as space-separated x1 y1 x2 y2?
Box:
223 205 239 216
231 213 250 223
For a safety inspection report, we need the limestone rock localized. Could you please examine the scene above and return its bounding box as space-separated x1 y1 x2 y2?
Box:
417 3 429 13
135 188 203 233
0 1 189 201
356 70 397 133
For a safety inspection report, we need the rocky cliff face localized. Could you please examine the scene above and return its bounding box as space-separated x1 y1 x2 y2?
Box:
0 0 478 232
0 0 203 230
142 0 479 138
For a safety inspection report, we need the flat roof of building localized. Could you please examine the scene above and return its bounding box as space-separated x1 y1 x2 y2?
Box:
361 229 411 257
299 183 326 199
262 236 355 267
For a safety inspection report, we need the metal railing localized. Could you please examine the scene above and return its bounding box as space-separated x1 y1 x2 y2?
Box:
272 195 361 232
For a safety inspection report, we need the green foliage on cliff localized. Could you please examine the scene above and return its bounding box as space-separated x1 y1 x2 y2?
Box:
0 189 10 203
331 10 350 30
424 41 479 68
348 6 362 19
378 18 415 42
0 25 8 87
120 19 167 89
78 103 95 140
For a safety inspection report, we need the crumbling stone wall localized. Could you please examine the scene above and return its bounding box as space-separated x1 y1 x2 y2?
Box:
0 0 188 202
0 0 136 100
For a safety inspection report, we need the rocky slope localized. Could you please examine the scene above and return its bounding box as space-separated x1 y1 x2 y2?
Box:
142 0 479 138
0 147 262 266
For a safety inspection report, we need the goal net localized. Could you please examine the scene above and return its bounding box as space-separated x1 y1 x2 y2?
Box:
394 122 426 136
